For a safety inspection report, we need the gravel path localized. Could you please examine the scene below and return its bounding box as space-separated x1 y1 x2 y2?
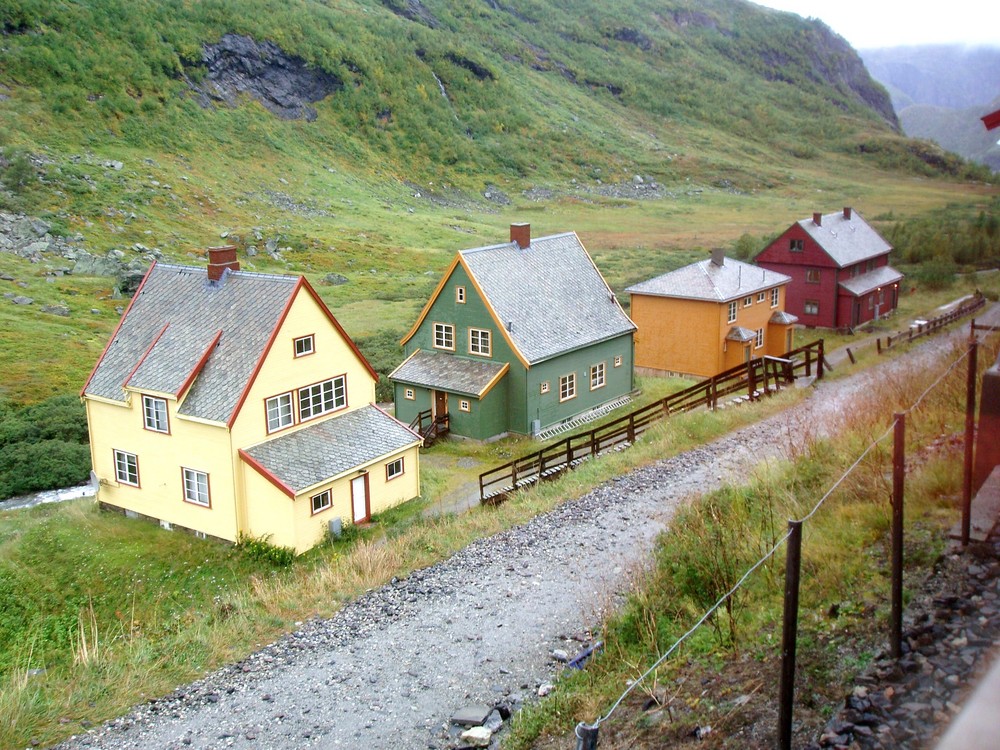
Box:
54 308 998 750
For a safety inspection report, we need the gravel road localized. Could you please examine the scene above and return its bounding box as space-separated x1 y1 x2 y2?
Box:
54 308 998 750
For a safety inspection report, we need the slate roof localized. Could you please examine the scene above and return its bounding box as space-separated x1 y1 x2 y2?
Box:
799 210 892 267
769 310 799 325
625 256 790 303
389 350 508 397
726 326 757 343
838 265 904 297
458 232 636 365
241 405 420 495
83 263 298 423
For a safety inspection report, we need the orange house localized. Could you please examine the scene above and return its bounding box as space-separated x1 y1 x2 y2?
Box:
626 250 797 378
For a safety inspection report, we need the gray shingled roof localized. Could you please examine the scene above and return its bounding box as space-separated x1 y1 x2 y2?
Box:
799 210 892 267
769 310 799 325
838 265 904 297
241 405 420 494
459 232 635 365
726 326 756 342
389 350 507 397
84 264 298 423
625 256 790 303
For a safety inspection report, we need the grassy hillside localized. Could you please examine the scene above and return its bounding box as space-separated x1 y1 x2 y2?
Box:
0 0 997 404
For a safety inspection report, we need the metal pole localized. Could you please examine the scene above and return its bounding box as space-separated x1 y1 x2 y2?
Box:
575 722 599 750
778 519 803 750
891 412 905 659
962 340 978 546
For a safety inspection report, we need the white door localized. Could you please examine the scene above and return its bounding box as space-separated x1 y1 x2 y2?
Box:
351 475 369 523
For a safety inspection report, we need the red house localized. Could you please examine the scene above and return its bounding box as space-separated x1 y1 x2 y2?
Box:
755 207 903 330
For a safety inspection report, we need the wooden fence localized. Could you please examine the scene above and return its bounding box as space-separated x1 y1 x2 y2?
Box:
478 340 825 504
876 292 985 354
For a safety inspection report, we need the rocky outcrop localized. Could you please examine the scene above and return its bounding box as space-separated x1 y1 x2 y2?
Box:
190 34 343 121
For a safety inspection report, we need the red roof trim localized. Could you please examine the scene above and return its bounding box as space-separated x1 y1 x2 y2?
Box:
226 278 301 429
299 277 379 382
122 323 170 389
175 329 223 399
81 261 158 397
238 448 296 499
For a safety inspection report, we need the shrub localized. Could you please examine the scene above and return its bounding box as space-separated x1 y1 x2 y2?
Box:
234 533 296 567
0 439 92 498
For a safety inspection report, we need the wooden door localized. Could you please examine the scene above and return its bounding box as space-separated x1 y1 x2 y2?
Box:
351 474 369 523
434 390 448 418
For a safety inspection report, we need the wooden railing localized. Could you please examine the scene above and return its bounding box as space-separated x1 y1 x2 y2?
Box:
478 340 824 503
409 409 450 447
877 292 985 353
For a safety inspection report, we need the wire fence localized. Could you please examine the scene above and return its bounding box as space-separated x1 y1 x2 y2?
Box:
574 329 995 749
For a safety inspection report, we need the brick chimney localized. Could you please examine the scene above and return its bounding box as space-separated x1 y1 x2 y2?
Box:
510 223 530 250
843 206 852 220
710 248 725 267
813 212 822 226
207 245 240 282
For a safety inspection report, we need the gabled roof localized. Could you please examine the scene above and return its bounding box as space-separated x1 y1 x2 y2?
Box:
838 265 904 297
389 350 508 398
403 232 635 366
82 262 375 425
625 256 790 303
239 405 421 497
796 210 892 267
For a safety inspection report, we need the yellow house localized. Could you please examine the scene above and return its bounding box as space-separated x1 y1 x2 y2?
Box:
82 247 422 553
626 250 798 379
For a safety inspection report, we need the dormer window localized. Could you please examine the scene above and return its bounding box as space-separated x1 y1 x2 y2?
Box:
294 335 315 358
142 395 169 433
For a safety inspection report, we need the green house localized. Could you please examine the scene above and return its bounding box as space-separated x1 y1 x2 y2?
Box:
390 224 636 440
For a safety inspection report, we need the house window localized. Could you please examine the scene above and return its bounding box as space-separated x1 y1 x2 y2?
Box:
540 381 550 394
728 301 738 323
851 265 859 278
878 289 885 304
182 468 210 507
469 328 491 356
867 259 875 272
789 239 803 252
614 355 623 368
404 388 415 400
804 300 819 315
299 375 346 420
114 450 139 486
755 328 764 349
294 335 314 357
868 294 874 310
456 286 466 303
744 296 753 307
433 323 455 351
310 489 332 515
757 291 766 303
266 392 294 433
771 288 779 308
459 400 471 412
806 269 820 284
590 362 606 390
142 395 169 433
386 457 404 481
559 373 576 402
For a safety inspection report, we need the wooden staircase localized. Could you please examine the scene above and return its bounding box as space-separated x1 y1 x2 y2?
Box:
408 409 450 447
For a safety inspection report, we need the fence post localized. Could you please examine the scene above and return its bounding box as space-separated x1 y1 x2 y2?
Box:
962 340 978 546
805 347 812 377
817 341 825 380
778 519 803 750
876 338 882 355
711 379 718 410
575 722 599 750
846 347 856 365
511 461 518 490
891 412 905 659
748 359 757 401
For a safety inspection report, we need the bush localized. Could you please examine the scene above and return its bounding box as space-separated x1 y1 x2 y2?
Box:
0 439 92 498
234 533 296 567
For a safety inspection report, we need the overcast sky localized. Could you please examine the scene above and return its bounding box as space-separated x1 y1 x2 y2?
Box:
750 1 1000 49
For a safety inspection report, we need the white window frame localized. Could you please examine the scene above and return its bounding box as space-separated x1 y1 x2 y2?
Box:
182 468 210 507
790 239 803 252
590 362 606 391
744 296 753 308
614 355 623 368
757 291 766 303
310 489 332 515
456 286 466 304
728 301 738 323
404 388 415 400
771 287 779 308
294 335 315 358
386 457 404 481
459 399 471 412
755 328 764 349
298 375 347 421
114 450 139 486
433 323 455 351
559 373 576 402
806 269 820 284
142 395 169 433
266 392 294 433
804 300 819 315
469 328 491 356
540 381 550 394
